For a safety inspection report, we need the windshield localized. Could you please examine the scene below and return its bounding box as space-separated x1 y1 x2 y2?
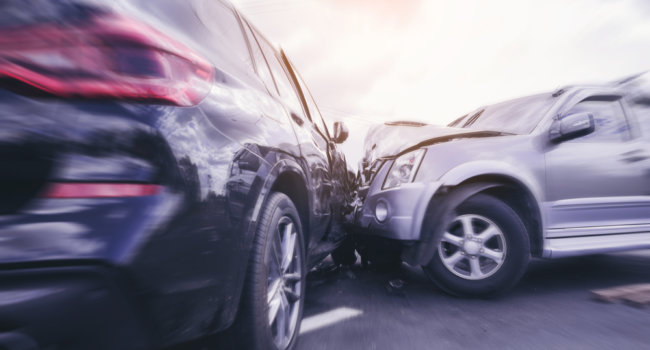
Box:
451 93 554 134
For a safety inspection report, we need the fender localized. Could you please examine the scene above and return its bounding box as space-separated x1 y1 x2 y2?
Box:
402 182 499 266
252 154 311 228
403 163 545 266
241 151 311 268
438 160 544 204
218 150 310 330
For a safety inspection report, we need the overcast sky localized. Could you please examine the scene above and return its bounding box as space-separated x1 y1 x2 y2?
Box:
232 0 650 166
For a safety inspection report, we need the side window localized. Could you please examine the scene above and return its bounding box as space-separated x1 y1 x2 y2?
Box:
241 20 278 94
194 0 254 72
255 36 303 113
563 98 630 142
292 67 330 137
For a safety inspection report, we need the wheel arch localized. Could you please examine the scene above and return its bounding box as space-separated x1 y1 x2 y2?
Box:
404 170 544 265
249 155 312 247
449 174 544 257
269 168 310 244
224 153 311 327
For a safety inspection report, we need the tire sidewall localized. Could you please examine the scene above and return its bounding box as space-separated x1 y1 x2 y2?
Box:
240 193 307 350
424 194 530 297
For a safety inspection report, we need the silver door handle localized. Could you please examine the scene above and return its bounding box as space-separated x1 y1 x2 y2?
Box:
620 149 649 163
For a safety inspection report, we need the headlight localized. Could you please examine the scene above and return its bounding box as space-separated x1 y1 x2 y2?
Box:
382 149 426 190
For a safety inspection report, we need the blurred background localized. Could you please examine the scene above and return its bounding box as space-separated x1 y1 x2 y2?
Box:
234 0 650 168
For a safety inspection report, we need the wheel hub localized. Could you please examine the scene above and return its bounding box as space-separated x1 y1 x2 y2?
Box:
463 240 481 256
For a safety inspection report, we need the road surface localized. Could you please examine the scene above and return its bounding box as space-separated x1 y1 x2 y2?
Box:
297 251 650 350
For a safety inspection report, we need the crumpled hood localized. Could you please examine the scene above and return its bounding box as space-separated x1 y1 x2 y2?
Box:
362 122 505 165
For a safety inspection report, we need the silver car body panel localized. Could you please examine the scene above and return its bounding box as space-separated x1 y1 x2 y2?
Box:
545 231 650 258
357 84 650 260
358 158 442 241
547 222 650 238
545 196 650 235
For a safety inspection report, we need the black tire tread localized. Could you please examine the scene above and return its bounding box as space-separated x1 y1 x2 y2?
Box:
423 193 530 298
230 192 304 350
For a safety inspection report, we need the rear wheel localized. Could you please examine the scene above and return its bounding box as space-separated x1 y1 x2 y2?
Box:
423 194 529 297
233 192 305 350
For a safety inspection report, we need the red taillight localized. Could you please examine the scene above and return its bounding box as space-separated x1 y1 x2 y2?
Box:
42 183 161 198
0 14 214 106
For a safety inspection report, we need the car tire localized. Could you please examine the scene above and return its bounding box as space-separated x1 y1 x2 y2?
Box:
422 193 529 297
233 192 306 350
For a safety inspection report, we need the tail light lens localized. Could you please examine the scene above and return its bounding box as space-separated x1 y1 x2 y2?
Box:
42 183 161 198
0 13 214 106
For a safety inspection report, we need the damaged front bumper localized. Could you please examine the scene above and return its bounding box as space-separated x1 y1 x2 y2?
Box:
355 160 442 242
354 160 501 266
357 182 442 241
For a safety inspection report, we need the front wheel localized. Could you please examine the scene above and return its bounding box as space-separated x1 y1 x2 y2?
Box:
233 192 306 350
423 194 530 297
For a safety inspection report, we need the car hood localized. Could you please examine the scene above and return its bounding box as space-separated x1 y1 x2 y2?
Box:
362 123 508 165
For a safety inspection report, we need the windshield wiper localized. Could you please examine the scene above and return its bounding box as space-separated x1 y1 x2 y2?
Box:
462 109 485 128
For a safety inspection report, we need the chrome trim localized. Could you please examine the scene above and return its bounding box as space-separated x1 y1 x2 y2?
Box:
546 223 650 238
551 196 650 210
543 232 650 258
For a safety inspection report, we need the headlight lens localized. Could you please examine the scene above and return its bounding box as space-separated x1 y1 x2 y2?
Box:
383 149 425 189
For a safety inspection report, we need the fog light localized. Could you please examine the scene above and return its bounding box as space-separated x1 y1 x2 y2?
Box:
375 200 389 222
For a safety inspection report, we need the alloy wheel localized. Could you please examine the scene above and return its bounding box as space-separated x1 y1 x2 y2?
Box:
438 214 507 280
266 215 302 349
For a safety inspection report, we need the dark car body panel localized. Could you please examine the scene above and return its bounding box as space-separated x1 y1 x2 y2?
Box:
0 266 152 350
0 0 349 348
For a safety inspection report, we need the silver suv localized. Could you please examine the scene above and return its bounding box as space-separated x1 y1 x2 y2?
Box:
354 77 650 297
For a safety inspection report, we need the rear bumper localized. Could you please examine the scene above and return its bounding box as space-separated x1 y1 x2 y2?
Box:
0 265 151 350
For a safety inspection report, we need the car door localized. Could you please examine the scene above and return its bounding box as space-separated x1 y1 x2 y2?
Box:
628 98 650 205
241 21 333 249
545 95 650 237
283 55 351 244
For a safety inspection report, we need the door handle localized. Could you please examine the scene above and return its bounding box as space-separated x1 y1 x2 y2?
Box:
621 155 648 163
290 112 304 126
620 149 649 163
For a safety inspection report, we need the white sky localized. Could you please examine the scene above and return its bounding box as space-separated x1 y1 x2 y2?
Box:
233 0 650 167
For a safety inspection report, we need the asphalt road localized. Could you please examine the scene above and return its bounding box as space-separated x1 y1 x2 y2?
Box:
297 251 650 350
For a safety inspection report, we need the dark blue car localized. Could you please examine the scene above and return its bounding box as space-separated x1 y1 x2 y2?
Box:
0 1 351 349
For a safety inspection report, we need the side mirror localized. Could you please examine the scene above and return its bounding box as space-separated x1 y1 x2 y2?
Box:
332 121 349 144
549 112 595 143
